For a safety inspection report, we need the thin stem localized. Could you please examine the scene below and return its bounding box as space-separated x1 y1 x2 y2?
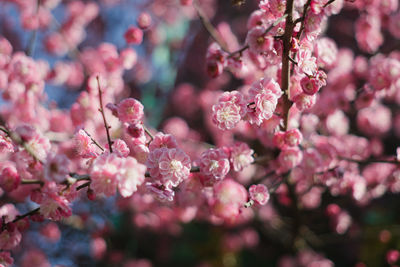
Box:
143 126 154 142
96 76 113 153
298 0 312 40
83 129 105 151
340 157 398 165
21 180 44 186
193 0 230 53
11 207 40 224
69 173 91 181
323 0 336 7
76 181 91 191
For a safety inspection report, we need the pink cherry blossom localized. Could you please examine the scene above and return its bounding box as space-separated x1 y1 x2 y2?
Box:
229 142 254 172
212 179 247 221
43 153 70 183
199 148 230 181
117 98 144 124
118 157 146 197
158 148 191 188
90 154 123 197
246 26 274 54
124 26 143 45
74 129 98 158
249 184 270 205
0 166 20 192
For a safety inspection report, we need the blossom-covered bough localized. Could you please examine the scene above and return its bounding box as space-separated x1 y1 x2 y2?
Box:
0 0 400 265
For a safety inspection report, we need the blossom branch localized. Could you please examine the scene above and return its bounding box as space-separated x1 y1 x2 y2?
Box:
340 157 399 165
21 180 44 186
193 0 230 53
82 129 105 151
11 207 40 224
96 76 113 153
280 0 296 131
298 0 312 39
143 126 154 142
323 0 337 7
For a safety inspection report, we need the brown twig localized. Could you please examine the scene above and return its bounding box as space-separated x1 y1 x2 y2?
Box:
76 181 91 191
96 76 113 153
280 0 296 131
11 207 40 224
340 157 399 165
82 129 105 151
323 0 336 7
193 0 230 53
143 126 154 142
21 180 44 186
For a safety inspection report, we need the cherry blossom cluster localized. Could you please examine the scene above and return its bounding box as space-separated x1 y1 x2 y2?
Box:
0 0 400 265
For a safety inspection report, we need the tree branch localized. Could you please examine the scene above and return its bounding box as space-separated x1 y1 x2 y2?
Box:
96 76 113 153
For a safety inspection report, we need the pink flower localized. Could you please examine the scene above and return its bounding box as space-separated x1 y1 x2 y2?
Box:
43 153 70 183
0 228 21 250
124 26 143 45
0 166 20 192
158 148 191 188
137 12 152 29
212 101 242 130
314 37 338 69
246 78 282 125
118 157 146 197
278 147 303 172
293 93 316 111
247 10 268 29
145 182 175 202
199 148 230 181
206 43 227 78
355 14 383 53
40 222 61 243
146 147 167 180
0 251 13 267
387 250 400 265
74 129 98 158
212 91 247 130
246 26 274 54
0 135 13 154
296 48 318 76
284 128 303 147
397 147 400 162
212 179 247 221
229 142 254 172
254 92 278 120
249 184 270 205
300 76 320 95
357 104 391 137
91 237 107 260
120 48 137 70
20 249 50 267
32 182 72 221
149 133 178 151
90 154 123 197
111 139 130 157
117 98 144 124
